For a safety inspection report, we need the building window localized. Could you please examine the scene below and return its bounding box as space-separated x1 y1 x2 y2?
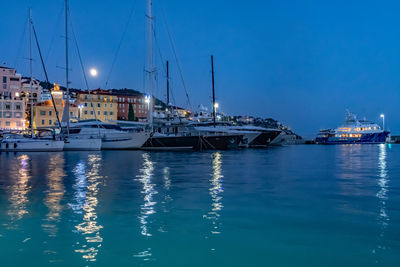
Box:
15 104 21 110
5 103 11 110
2 76 6 83
49 120 52 125
104 111 108 115
97 103 101 108
6 121 10 126
49 110 52 116
110 103 113 108
84 102 88 107
90 111 94 115
84 110 88 115
110 111 113 115
40 110 46 116
41 120 45 125
98 111 100 115
105 103 107 108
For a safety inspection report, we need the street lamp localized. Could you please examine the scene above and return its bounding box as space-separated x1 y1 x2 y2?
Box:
380 114 385 131
78 104 84 119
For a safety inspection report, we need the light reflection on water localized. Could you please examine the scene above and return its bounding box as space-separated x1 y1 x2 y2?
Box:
7 154 32 224
204 152 224 236
374 144 390 257
135 153 157 237
71 154 104 262
42 154 66 236
134 153 157 261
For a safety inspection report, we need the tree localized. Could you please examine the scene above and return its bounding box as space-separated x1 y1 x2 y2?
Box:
128 103 135 121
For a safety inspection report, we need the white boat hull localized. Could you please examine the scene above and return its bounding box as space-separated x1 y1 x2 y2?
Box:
63 138 102 151
101 132 150 150
0 140 64 152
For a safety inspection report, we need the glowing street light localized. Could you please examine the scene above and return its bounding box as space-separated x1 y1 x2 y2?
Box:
78 104 84 119
89 68 98 77
380 114 385 131
214 102 219 109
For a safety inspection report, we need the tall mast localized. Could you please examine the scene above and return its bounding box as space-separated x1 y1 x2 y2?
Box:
211 55 216 127
147 0 153 127
65 0 70 135
166 60 169 110
29 9 34 137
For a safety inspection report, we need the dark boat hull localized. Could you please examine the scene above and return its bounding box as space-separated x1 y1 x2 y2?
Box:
248 130 281 147
142 134 242 150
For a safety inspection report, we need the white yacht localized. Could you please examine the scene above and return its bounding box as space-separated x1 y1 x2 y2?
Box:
316 111 390 144
0 133 64 152
70 120 150 149
62 128 102 151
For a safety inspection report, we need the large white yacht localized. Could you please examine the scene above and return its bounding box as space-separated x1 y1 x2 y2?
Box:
69 120 150 149
316 111 390 144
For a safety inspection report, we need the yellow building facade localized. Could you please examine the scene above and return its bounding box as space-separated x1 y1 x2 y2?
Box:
34 84 78 128
77 89 118 122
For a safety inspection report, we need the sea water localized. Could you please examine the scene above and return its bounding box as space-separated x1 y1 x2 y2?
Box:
0 145 399 266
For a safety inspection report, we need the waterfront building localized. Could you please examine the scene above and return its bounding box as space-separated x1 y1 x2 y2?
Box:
0 65 22 99
0 96 26 130
105 89 152 121
34 84 77 128
21 77 43 105
77 89 117 121
0 65 26 130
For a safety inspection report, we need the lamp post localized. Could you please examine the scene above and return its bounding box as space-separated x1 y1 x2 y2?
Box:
214 102 219 120
145 95 150 121
78 104 84 119
380 114 385 131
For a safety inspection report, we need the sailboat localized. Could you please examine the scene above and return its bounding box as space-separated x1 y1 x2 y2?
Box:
0 10 64 152
142 56 243 150
61 0 101 151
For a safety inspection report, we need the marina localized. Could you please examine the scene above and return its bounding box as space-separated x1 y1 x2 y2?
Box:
1 0 400 266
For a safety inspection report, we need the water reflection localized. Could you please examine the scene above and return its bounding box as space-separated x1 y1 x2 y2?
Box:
135 153 157 237
42 154 66 236
204 152 224 235
162 167 172 210
71 154 104 262
7 154 32 222
374 144 390 255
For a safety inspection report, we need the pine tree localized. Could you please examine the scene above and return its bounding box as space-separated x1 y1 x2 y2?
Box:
128 103 135 121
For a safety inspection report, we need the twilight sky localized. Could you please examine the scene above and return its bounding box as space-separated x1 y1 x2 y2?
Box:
1 0 400 136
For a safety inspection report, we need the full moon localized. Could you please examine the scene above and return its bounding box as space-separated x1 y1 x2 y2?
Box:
89 68 98 77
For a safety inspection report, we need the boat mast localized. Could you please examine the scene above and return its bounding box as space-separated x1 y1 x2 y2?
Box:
29 9 34 137
211 55 216 127
65 0 70 136
147 0 154 128
166 60 169 117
